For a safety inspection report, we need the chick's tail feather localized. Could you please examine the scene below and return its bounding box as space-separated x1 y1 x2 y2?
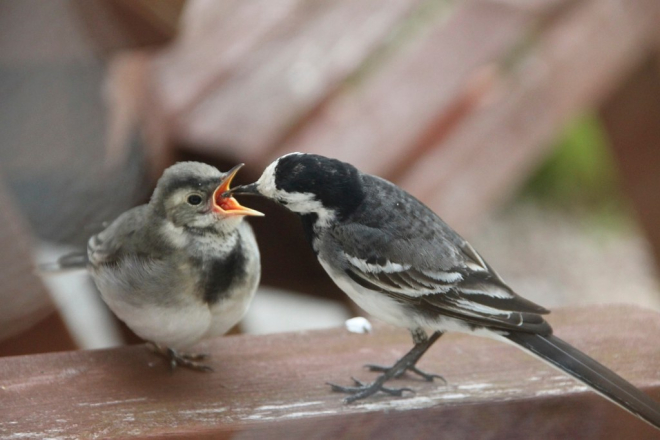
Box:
38 251 88 273
504 332 660 430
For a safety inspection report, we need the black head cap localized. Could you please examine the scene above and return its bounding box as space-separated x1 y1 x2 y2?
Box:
274 154 365 219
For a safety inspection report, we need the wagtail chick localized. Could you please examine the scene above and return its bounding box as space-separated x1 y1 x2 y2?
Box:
226 153 660 429
55 162 263 371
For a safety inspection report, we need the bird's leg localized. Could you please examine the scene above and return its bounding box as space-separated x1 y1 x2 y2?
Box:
147 343 214 372
365 329 445 382
328 330 444 403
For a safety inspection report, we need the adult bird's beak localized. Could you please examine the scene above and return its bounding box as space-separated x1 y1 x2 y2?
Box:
212 164 264 217
222 182 261 198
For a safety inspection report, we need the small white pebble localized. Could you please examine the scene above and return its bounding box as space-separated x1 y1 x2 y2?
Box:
345 317 372 334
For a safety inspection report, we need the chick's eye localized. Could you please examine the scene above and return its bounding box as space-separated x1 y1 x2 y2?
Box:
187 194 203 205
278 199 288 206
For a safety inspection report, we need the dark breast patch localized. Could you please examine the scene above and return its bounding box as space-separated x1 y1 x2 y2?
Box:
200 241 247 305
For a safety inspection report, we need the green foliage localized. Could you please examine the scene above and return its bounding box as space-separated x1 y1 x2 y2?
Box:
522 114 630 231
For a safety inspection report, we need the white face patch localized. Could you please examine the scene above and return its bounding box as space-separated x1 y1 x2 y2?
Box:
257 154 337 228
160 221 187 249
189 212 242 233
255 158 283 198
187 212 216 229
256 153 306 198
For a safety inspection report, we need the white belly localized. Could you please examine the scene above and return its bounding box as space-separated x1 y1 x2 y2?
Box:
205 283 256 337
100 285 212 350
319 258 417 328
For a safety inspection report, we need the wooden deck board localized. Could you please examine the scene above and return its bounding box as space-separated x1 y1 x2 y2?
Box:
160 0 425 158
397 0 660 231
2 305 660 438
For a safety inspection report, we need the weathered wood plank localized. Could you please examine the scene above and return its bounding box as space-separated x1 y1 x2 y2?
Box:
264 0 540 174
0 312 77 358
152 0 303 117
71 0 184 53
161 0 426 159
135 0 660 232
1 305 659 439
397 0 660 231
0 178 76 355
601 56 660 273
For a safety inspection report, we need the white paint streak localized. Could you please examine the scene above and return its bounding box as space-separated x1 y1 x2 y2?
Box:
435 393 470 400
255 401 323 412
353 389 472 412
240 402 330 422
2 368 82 392
244 410 338 421
534 384 588 397
276 410 339 420
4 433 64 440
178 407 228 415
77 397 147 407
457 383 493 391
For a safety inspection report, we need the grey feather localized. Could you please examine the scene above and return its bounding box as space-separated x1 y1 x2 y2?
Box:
238 153 660 427
319 174 551 333
64 161 261 351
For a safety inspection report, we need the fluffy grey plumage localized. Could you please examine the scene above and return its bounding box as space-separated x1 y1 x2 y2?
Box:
58 161 262 370
229 152 660 429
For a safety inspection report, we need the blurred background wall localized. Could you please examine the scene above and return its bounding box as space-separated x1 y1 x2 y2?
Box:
1 0 659 355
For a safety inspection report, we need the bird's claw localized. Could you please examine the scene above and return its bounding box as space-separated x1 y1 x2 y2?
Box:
327 377 415 403
365 363 446 383
148 343 214 372
178 352 210 361
167 349 214 372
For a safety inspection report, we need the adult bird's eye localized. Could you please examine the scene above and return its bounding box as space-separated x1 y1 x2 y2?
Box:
187 194 203 205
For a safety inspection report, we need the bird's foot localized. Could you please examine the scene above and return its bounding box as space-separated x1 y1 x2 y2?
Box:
327 377 415 403
166 349 214 372
365 363 446 383
148 343 214 372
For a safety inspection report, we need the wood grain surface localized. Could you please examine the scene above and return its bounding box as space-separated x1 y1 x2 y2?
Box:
602 56 660 275
2 304 660 439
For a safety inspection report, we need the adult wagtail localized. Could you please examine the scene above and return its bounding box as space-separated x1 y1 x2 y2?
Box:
226 152 660 429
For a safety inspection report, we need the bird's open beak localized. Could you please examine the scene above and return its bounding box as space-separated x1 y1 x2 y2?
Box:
212 164 264 217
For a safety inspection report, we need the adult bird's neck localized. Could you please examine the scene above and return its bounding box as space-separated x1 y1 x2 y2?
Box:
300 213 324 255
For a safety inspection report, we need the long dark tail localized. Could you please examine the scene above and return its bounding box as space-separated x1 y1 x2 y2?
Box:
504 332 660 429
38 251 88 273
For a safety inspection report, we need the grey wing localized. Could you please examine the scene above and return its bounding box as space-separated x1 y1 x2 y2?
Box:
330 223 551 334
87 205 152 267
